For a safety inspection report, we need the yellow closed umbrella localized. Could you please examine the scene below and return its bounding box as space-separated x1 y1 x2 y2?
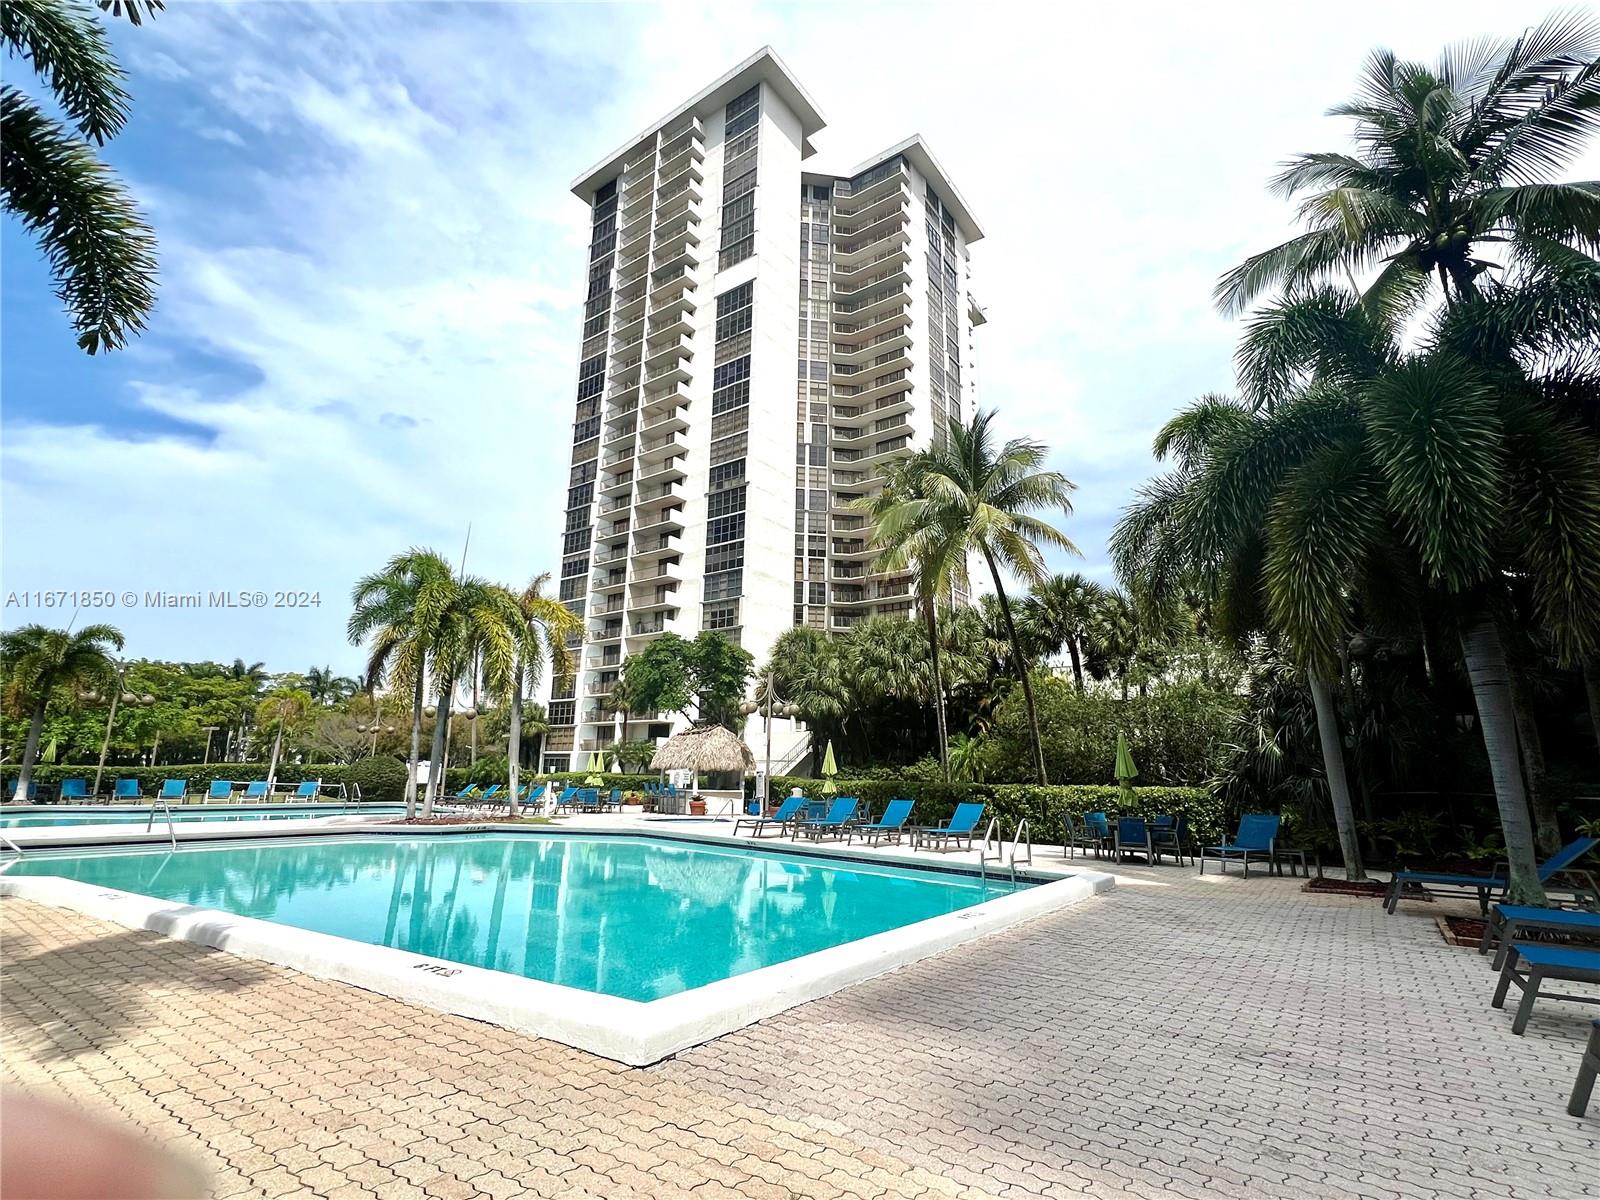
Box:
1114 731 1139 808
820 740 838 797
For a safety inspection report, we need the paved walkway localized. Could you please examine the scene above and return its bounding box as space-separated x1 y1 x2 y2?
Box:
3 851 1596 1199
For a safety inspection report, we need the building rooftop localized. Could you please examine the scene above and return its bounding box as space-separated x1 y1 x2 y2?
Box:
570 46 826 201
849 135 984 243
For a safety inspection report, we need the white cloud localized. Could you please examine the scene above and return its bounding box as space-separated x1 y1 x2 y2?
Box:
4 0 1591 669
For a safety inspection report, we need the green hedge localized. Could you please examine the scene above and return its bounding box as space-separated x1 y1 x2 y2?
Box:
2 762 376 800
764 776 1227 842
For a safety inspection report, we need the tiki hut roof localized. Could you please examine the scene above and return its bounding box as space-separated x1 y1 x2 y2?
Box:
649 724 756 774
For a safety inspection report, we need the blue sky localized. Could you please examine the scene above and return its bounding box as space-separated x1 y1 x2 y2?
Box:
2 0 1585 675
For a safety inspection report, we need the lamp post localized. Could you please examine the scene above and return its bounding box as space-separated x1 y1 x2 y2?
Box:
90 663 153 798
740 670 800 810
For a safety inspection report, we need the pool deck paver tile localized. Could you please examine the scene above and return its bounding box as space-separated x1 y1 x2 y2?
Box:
4 851 1599 1199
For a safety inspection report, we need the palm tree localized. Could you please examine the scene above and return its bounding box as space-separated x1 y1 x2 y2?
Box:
305 665 356 706
1021 573 1109 691
859 455 969 780
896 410 1078 783
348 548 456 818
1 0 161 352
420 576 522 817
1216 12 1600 319
0 623 123 792
257 688 311 790
503 574 578 816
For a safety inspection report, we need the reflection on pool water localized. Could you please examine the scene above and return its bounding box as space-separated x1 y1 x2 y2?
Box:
8 833 1028 1001
0 805 404 828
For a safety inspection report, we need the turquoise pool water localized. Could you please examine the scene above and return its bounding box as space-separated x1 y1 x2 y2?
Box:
0 804 404 828
6 833 1027 1000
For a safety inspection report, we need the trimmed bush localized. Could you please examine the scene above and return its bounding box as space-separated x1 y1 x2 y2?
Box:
344 755 408 804
763 776 1225 842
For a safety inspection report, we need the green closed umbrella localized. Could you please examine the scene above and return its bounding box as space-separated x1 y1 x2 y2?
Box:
41 738 58 765
820 740 838 797
1114 731 1138 808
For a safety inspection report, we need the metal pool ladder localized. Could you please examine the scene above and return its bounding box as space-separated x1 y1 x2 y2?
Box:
145 798 178 849
0 830 24 873
979 817 1033 885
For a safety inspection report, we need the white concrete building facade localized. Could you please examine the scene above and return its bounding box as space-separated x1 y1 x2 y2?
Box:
544 48 984 772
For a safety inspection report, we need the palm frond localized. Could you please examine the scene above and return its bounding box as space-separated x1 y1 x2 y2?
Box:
1 87 157 353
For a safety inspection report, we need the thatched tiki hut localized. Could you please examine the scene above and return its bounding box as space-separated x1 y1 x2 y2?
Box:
650 725 755 814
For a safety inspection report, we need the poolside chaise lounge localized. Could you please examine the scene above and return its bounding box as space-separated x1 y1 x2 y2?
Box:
113 778 142 800
206 780 235 801
290 781 322 800
1491 942 1600 1034
1480 905 1600 971
241 781 269 800
733 794 807 837
555 786 579 812
157 779 187 803
58 778 91 802
794 797 860 841
913 802 987 853
849 798 914 846
1199 813 1280 877
1571 1020 1600 1116
1384 836 1599 915
6 780 39 803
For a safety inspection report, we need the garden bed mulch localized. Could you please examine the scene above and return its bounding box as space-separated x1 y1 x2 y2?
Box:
1436 915 1486 948
1300 877 1426 900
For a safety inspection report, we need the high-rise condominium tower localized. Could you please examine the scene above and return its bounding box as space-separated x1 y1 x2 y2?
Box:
543 47 985 772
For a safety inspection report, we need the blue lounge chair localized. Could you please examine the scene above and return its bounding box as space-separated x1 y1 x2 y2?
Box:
1112 817 1155 864
1480 905 1600 971
475 784 502 807
849 798 914 846
113 778 142 800
241 781 269 800
6 780 39 803
1061 812 1104 859
58 778 90 802
1081 812 1114 858
1491 942 1600 1034
522 783 546 811
735 794 808 838
1571 1020 1600 1116
1384 836 1599 915
158 779 187 803
291 780 322 800
555 786 579 812
451 783 480 802
914 802 987 853
1200 813 1280 877
795 797 859 840
206 780 234 801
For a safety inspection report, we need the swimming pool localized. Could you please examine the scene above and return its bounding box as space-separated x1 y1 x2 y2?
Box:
0 804 405 828
4 832 1025 1001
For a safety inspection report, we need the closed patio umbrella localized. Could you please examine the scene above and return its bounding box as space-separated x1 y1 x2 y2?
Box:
1115 731 1138 808
820 740 838 797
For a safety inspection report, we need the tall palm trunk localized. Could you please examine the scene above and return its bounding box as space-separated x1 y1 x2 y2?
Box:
16 691 49 794
469 651 480 766
981 547 1047 784
1507 666 1559 857
1308 671 1366 881
507 664 524 818
921 588 949 782
1460 611 1545 906
1067 640 1084 691
1583 659 1600 763
405 673 424 819
422 688 452 818
265 720 285 790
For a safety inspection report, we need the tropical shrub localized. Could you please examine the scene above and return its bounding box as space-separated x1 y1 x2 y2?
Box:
983 674 1241 787
343 755 408 804
764 775 1223 841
